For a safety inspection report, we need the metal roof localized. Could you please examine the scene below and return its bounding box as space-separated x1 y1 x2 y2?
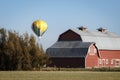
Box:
71 29 120 50
46 41 93 58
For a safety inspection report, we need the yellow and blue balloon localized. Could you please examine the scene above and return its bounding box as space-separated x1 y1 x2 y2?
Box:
32 20 47 38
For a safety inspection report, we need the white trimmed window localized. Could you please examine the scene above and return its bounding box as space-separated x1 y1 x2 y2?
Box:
99 59 102 64
115 59 120 67
106 59 108 64
111 59 113 64
88 45 96 55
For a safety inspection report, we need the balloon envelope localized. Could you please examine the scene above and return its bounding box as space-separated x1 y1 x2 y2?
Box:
32 20 47 37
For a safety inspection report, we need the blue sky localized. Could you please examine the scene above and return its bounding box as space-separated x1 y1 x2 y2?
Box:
0 0 120 50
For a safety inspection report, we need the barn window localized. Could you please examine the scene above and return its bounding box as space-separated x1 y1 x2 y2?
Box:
99 59 102 64
106 59 108 64
111 59 113 64
88 45 96 55
115 59 120 67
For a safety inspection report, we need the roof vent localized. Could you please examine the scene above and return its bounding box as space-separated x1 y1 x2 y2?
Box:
78 26 87 32
97 27 106 32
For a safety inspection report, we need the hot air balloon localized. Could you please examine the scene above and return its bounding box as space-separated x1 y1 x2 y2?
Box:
32 20 48 38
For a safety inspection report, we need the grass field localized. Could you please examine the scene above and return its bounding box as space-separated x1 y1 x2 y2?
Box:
0 71 120 80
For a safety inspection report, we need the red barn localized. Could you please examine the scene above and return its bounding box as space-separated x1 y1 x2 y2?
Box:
46 27 120 68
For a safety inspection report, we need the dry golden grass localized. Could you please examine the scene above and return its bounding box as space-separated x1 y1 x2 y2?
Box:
0 71 120 80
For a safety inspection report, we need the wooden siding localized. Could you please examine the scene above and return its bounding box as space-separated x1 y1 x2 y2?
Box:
58 29 82 41
99 50 120 67
86 44 99 68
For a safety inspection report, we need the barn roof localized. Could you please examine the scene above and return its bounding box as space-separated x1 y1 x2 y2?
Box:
46 41 93 58
70 29 120 50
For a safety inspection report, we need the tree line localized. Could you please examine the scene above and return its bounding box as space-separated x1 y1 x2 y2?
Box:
0 28 50 70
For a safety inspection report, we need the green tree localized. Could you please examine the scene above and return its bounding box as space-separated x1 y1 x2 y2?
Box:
21 33 32 70
0 28 49 70
0 28 7 70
